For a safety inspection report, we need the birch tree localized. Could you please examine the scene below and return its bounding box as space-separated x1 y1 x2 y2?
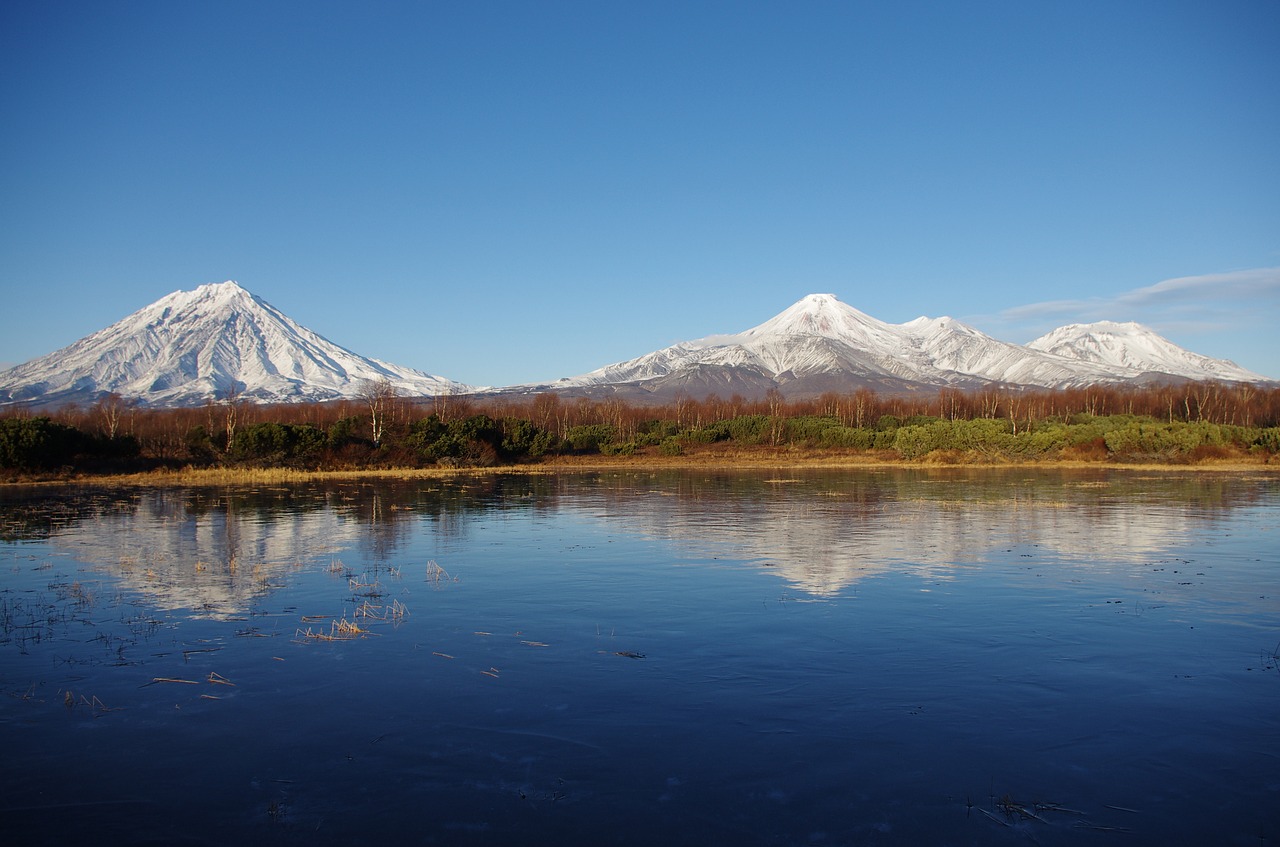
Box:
361 378 398 447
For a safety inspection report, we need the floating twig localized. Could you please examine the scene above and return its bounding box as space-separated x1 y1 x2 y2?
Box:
1075 822 1132 832
979 808 1010 827
182 647 222 658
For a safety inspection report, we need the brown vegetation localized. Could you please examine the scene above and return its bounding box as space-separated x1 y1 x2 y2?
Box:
2 381 1278 481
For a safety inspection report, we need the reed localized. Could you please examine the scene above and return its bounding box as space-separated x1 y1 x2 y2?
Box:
425 560 457 588
293 616 374 642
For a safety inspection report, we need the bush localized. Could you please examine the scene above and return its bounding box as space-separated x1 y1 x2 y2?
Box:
600 441 636 456
785 416 842 443
0 417 86 471
231 422 326 466
564 424 616 453
327 416 365 449
817 426 875 449
892 419 1015 459
687 421 730 443
1103 421 1224 460
726 415 772 444
658 437 683 456
500 418 556 459
1251 427 1280 454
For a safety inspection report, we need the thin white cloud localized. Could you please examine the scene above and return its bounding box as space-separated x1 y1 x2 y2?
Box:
957 267 1280 379
1115 267 1280 307
998 267 1280 328
999 298 1099 322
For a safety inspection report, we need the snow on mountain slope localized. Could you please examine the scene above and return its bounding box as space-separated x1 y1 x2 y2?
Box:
900 315 1131 387
524 293 1269 398
3 286 1268 409
541 294 1127 393
0 281 471 406
1027 321 1269 383
551 295 926 389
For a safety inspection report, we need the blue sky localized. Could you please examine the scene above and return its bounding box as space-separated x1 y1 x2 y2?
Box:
2 0 1277 386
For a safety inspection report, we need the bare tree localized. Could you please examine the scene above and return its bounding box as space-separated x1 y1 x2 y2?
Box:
220 384 245 452
94 392 129 439
361 378 399 447
532 392 561 438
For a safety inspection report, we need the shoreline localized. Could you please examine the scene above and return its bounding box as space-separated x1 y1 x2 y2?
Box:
3 450 1277 488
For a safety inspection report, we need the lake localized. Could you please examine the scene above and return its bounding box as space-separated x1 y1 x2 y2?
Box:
2 468 1277 846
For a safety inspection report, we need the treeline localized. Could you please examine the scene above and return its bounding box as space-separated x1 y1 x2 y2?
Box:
2 381 1279 474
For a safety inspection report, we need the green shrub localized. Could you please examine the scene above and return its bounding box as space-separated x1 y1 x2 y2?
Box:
817 426 875 449
1251 427 1280 453
564 424 616 453
726 415 772 444
500 418 556 459
785 416 843 442
658 437 683 456
230 422 326 466
1103 421 1224 460
600 441 636 456
0 417 86 471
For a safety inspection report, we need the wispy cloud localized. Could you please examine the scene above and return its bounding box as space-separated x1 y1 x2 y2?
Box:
1115 267 1280 308
997 267 1280 330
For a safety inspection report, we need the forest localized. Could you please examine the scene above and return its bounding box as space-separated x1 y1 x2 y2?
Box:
2 381 1278 475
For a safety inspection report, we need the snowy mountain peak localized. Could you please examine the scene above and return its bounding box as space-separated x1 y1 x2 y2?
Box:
0 281 472 407
3 284 1271 409
196 279 249 297
528 294 1272 400
154 279 251 309
1027 321 1268 383
742 293 897 345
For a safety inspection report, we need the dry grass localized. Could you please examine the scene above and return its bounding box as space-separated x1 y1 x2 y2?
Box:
5 446 1277 488
425 560 457 588
293 616 374 642
354 598 408 622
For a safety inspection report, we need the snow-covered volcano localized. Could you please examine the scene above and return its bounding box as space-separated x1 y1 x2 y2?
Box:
515 293 1269 399
0 281 471 407
2 286 1269 409
1027 320 1268 383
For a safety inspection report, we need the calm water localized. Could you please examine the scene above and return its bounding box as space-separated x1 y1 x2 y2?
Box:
1 469 1277 846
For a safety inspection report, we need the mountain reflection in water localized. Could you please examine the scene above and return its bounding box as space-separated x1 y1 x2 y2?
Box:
4 469 1268 607
1 468 1276 846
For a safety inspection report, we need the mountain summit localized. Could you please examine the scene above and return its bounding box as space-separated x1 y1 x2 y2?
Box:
0 281 471 407
520 293 1268 400
1 286 1268 408
1027 320 1267 382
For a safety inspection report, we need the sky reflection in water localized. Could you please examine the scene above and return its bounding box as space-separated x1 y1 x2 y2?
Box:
1 468 1277 846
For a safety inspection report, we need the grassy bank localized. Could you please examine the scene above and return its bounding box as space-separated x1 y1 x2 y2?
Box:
4 443 1276 488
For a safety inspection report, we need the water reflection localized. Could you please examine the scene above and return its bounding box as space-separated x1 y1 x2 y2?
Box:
0 469 1273 610
2 469 1277 846
583 470 1267 594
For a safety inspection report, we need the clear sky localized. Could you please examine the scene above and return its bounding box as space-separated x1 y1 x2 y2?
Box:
2 0 1277 386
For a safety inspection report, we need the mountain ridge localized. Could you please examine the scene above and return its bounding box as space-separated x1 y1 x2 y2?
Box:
0 285 1271 408
510 293 1269 400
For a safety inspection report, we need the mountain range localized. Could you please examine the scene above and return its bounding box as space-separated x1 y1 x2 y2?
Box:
0 282 1271 408
513 292 1271 400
